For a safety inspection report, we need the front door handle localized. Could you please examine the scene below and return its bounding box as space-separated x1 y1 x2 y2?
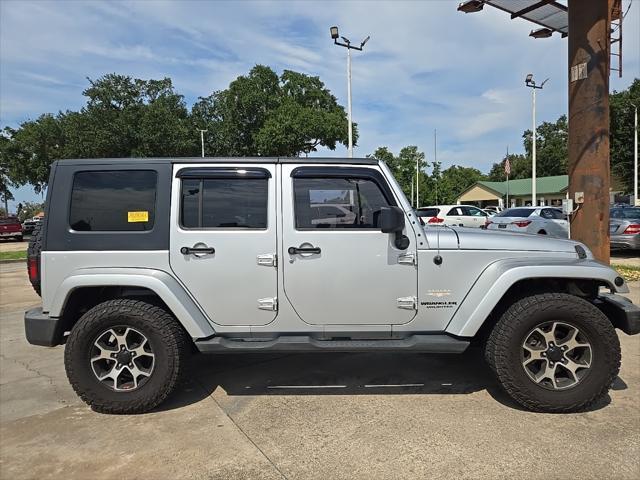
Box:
181 246 215 255
288 246 321 255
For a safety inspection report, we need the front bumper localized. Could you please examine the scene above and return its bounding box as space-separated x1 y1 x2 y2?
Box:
24 307 64 346
595 294 640 336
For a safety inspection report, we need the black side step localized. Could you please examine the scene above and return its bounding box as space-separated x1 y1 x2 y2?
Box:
195 335 470 354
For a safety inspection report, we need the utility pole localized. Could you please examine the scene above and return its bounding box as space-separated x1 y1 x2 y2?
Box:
434 129 438 205
567 0 611 262
330 26 369 158
198 129 207 158
632 102 638 206
525 74 548 206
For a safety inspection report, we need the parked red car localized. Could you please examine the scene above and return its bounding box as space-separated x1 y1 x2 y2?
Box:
0 217 23 241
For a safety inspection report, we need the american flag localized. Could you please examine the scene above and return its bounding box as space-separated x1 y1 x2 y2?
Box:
504 156 511 176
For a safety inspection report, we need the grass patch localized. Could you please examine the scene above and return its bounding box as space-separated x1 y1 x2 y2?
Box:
0 250 27 261
611 264 640 282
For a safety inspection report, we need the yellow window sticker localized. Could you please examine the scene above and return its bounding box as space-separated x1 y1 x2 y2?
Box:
128 211 149 223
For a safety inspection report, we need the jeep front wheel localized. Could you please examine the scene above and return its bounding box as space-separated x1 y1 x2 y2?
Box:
485 293 621 413
64 299 190 414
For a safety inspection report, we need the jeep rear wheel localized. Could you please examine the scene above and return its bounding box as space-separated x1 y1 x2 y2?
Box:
64 299 190 414
485 293 620 413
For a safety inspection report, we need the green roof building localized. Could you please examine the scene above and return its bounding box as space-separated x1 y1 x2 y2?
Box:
456 175 569 208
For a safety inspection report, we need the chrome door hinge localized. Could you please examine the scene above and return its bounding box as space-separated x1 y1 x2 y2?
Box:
258 297 278 311
397 252 416 266
257 253 277 267
396 296 417 310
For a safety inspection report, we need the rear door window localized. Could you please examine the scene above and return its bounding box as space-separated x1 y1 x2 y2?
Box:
69 170 157 231
180 178 268 229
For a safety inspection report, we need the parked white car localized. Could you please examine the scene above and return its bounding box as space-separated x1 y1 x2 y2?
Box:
416 205 489 228
487 207 568 238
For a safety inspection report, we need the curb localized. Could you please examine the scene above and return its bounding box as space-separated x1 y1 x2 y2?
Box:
0 259 26 265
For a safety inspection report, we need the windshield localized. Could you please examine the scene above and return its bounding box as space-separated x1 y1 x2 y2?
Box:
495 208 534 218
0 218 19 225
611 208 640 220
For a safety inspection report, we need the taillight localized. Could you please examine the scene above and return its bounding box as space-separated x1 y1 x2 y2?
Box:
623 224 640 234
511 220 532 228
28 257 39 283
428 217 444 224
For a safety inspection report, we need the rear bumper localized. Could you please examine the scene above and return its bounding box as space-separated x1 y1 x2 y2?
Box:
595 294 640 336
24 308 64 346
610 234 640 250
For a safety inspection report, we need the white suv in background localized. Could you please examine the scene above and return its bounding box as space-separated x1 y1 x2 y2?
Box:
416 205 489 228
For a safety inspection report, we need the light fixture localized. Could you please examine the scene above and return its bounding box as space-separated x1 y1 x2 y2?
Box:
330 26 339 40
529 27 553 39
360 35 370 48
525 73 534 86
457 0 484 13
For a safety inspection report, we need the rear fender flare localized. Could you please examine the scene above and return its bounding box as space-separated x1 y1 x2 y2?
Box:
49 268 215 339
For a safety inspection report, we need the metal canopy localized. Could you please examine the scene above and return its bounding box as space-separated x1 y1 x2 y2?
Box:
485 0 568 36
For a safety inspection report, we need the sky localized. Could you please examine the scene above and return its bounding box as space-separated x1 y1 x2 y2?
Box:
1 0 639 211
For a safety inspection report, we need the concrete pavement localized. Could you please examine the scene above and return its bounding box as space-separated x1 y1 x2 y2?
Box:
1 263 639 479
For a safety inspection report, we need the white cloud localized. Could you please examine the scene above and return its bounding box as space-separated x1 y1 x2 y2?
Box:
1 0 638 200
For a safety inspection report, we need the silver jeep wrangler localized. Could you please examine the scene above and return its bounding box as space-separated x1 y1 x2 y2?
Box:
24 157 639 414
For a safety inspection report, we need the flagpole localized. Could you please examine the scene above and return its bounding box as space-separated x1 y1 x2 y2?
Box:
505 146 510 208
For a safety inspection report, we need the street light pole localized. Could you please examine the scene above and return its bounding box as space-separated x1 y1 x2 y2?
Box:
330 26 369 158
346 47 353 157
531 87 536 205
525 74 548 206
198 129 207 158
632 102 638 206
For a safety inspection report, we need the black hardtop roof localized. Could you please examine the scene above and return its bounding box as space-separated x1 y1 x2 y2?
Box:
55 157 378 166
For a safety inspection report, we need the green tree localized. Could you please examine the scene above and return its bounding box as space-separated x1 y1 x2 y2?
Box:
487 153 531 181
369 146 428 203
437 165 486 204
610 78 640 193
522 115 568 177
0 134 16 214
17 201 44 222
193 66 353 156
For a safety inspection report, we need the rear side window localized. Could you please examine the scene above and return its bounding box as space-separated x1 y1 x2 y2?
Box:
69 171 157 231
180 178 268 229
293 177 390 229
496 208 534 218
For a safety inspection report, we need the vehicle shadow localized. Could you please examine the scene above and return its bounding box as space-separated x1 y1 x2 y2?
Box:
156 348 616 413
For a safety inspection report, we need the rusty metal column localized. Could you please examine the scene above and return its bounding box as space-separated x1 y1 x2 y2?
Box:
567 0 611 263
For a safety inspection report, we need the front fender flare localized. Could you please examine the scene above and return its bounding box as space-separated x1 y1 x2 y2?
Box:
50 268 215 339
445 258 628 338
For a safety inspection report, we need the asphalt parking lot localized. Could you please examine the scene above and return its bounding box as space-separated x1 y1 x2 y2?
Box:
1 262 639 479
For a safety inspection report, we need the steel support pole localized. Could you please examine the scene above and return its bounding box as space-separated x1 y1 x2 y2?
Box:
634 104 638 206
567 0 611 262
532 88 537 206
347 47 353 158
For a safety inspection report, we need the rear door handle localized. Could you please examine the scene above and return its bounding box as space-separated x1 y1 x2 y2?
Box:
181 246 215 255
288 246 321 255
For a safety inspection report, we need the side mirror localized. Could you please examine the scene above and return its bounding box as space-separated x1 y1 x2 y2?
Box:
379 206 410 250
380 206 405 233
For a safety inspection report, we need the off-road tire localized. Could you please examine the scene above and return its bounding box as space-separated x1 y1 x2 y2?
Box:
27 221 43 296
64 299 190 414
485 293 620 413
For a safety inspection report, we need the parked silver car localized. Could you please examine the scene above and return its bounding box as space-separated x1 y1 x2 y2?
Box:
610 207 640 250
487 207 568 238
